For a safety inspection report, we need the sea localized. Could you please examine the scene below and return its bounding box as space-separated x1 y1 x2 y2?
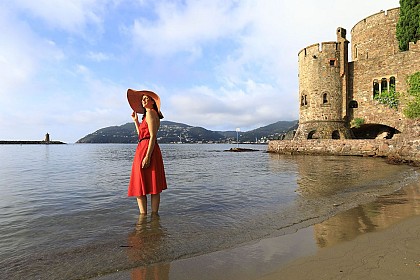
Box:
0 143 419 279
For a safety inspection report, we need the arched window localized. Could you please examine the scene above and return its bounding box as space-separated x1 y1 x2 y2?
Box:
349 100 358 108
390 76 396 91
301 92 308 106
322 93 328 104
373 80 379 98
381 78 388 93
332 130 340 139
307 130 317 139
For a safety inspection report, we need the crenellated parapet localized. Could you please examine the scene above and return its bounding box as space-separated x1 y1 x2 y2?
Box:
351 8 400 61
298 42 340 60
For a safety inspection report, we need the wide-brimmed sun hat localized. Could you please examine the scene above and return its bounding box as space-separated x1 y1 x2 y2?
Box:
127 89 161 114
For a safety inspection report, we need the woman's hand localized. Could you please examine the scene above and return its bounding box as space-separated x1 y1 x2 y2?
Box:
131 111 138 122
142 156 150 168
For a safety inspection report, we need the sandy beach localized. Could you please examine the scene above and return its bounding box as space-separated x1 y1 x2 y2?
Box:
260 215 420 280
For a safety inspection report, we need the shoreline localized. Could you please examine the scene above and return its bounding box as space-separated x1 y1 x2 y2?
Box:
0 140 65 145
268 139 420 166
95 176 420 280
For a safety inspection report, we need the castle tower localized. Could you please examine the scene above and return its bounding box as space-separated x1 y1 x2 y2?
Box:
293 27 352 140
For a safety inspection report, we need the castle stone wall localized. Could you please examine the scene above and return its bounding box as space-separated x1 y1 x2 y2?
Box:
269 119 420 163
351 8 400 61
268 138 420 163
349 47 420 132
293 120 352 140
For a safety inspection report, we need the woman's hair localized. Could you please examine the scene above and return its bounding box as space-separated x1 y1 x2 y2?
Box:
142 98 164 119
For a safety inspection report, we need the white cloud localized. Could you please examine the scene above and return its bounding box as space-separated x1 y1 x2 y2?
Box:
87 51 112 62
130 0 249 56
0 6 64 102
11 0 105 33
165 80 297 131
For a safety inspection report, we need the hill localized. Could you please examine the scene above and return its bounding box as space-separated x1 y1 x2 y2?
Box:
76 120 298 143
219 121 299 142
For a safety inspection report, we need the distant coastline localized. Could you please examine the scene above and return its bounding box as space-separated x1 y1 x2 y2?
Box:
0 140 65 145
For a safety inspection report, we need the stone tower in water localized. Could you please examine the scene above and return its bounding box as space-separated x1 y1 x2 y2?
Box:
294 27 353 140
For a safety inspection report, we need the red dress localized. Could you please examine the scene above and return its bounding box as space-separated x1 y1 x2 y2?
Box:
128 118 167 196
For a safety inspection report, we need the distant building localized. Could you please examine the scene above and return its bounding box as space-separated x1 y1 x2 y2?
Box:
294 8 420 140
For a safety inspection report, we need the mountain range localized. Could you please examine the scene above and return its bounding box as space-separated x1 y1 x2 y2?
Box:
76 120 298 144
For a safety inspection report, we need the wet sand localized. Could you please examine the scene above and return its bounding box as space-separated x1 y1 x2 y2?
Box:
96 179 420 280
96 217 420 280
260 215 420 280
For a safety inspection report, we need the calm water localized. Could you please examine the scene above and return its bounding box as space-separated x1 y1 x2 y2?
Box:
0 143 417 279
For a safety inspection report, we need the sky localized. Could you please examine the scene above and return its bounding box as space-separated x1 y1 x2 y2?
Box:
0 0 400 143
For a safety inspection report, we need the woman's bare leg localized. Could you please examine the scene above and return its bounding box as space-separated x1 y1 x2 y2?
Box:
151 194 160 214
137 195 147 214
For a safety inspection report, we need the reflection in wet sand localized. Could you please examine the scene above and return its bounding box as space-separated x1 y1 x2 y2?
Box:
293 155 397 198
127 215 170 279
314 181 420 248
269 153 420 249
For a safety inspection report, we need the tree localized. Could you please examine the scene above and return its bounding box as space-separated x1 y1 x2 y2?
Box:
396 0 420 51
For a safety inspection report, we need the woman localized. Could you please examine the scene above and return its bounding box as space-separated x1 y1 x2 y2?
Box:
127 89 167 215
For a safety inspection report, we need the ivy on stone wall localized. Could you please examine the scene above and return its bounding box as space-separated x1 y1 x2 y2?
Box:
403 71 420 119
374 84 400 109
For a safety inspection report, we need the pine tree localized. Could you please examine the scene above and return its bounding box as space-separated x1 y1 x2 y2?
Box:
396 0 420 51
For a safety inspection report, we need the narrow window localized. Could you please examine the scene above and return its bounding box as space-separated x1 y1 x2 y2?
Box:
322 93 328 104
304 95 308 105
355 45 358 58
390 76 396 90
373 80 379 98
381 78 388 93
301 95 304 106
329 59 335 66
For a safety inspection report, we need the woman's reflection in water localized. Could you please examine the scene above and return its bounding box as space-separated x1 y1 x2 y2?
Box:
127 214 169 280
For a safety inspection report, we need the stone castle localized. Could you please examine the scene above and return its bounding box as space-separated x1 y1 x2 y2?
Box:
293 7 420 141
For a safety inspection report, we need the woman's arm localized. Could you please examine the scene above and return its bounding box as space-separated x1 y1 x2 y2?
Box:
142 110 160 168
131 111 140 135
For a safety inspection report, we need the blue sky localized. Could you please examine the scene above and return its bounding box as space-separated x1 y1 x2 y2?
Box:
0 0 399 143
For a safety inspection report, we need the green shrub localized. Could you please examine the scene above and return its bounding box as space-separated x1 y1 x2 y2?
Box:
374 84 399 109
351 118 365 128
403 72 420 119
